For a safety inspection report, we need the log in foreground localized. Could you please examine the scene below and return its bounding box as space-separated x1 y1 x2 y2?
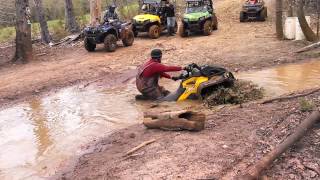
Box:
239 110 320 180
143 110 206 131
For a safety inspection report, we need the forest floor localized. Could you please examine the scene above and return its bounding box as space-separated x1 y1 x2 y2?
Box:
0 0 320 179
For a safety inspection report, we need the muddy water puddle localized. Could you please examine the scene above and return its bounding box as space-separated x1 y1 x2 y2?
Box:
0 82 148 179
238 60 320 97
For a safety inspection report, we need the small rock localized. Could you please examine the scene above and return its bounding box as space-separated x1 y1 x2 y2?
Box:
222 145 228 149
289 174 295 179
129 133 136 138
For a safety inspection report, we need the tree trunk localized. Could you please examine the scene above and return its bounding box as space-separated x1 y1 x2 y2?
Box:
90 0 101 26
33 0 51 44
13 0 33 63
297 0 318 42
275 0 284 40
64 0 80 33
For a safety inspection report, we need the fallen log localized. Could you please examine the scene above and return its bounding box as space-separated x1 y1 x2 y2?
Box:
50 33 82 47
143 110 206 131
262 88 320 104
124 138 156 157
295 41 320 53
239 110 320 180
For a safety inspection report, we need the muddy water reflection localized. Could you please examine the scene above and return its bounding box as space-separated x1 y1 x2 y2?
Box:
0 84 143 179
238 60 320 96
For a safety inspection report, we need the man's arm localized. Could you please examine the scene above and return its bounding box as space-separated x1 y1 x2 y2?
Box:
160 72 171 79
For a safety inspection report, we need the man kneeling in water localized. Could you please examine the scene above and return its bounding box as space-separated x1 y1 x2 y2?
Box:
136 49 182 100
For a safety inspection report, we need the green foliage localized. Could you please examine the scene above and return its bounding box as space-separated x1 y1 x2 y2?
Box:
205 80 264 106
299 98 315 112
0 26 15 42
118 3 139 20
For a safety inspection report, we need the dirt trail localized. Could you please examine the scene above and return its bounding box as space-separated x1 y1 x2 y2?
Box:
0 0 319 178
55 0 320 179
0 0 317 108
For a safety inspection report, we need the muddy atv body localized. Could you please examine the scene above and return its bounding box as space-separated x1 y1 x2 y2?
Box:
240 0 267 22
179 0 218 37
132 0 177 39
83 20 134 52
162 63 235 101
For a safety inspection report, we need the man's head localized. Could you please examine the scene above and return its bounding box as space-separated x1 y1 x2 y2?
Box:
151 49 162 62
108 5 116 13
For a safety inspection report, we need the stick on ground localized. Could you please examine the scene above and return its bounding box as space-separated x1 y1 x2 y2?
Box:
262 88 320 104
124 138 157 157
239 110 320 180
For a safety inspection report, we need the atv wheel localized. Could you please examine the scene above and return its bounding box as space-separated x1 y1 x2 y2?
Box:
84 37 96 52
240 11 246 22
133 30 138 37
178 23 188 37
104 34 117 52
148 25 161 39
122 30 134 46
212 15 218 30
259 8 266 21
203 20 212 36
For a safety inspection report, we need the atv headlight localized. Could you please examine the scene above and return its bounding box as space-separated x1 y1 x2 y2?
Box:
183 18 188 22
199 16 205 21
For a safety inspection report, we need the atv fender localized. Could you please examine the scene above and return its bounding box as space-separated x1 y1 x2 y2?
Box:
100 28 118 42
197 72 235 99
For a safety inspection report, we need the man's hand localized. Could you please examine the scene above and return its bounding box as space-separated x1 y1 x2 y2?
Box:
171 76 180 81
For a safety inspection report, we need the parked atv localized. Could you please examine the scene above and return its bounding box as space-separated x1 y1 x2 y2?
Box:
132 0 177 39
240 0 267 22
179 0 218 37
83 20 134 52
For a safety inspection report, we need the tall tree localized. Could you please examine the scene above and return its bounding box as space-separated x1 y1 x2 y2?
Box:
33 0 51 43
297 0 318 42
64 0 80 33
276 0 284 40
14 0 33 63
90 0 102 26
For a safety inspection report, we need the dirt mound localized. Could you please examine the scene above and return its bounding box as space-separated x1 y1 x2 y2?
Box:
205 80 264 106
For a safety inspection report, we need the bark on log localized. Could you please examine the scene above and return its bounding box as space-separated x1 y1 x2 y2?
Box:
33 0 51 44
13 0 33 63
64 0 80 33
275 0 284 40
295 41 320 53
297 0 318 42
240 110 320 180
262 88 320 104
143 111 206 131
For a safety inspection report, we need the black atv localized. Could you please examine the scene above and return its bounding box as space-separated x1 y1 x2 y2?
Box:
83 20 134 52
240 0 267 22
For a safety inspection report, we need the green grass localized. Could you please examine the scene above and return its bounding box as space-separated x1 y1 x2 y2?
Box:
0 14 90 42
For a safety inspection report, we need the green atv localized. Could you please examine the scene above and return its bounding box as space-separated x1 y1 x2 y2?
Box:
179 0 218 37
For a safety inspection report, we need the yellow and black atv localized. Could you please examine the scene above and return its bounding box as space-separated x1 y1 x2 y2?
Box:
162 63 235 101
132 0 177 38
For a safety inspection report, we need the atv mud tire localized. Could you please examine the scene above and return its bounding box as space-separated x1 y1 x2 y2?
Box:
212 15 218 30
148 25 161 39
179 23 188 37
259 8 267 21
122 30 134 46
84 37 96 52
240 11 246 22
104 34 117 52
203 20 212 36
